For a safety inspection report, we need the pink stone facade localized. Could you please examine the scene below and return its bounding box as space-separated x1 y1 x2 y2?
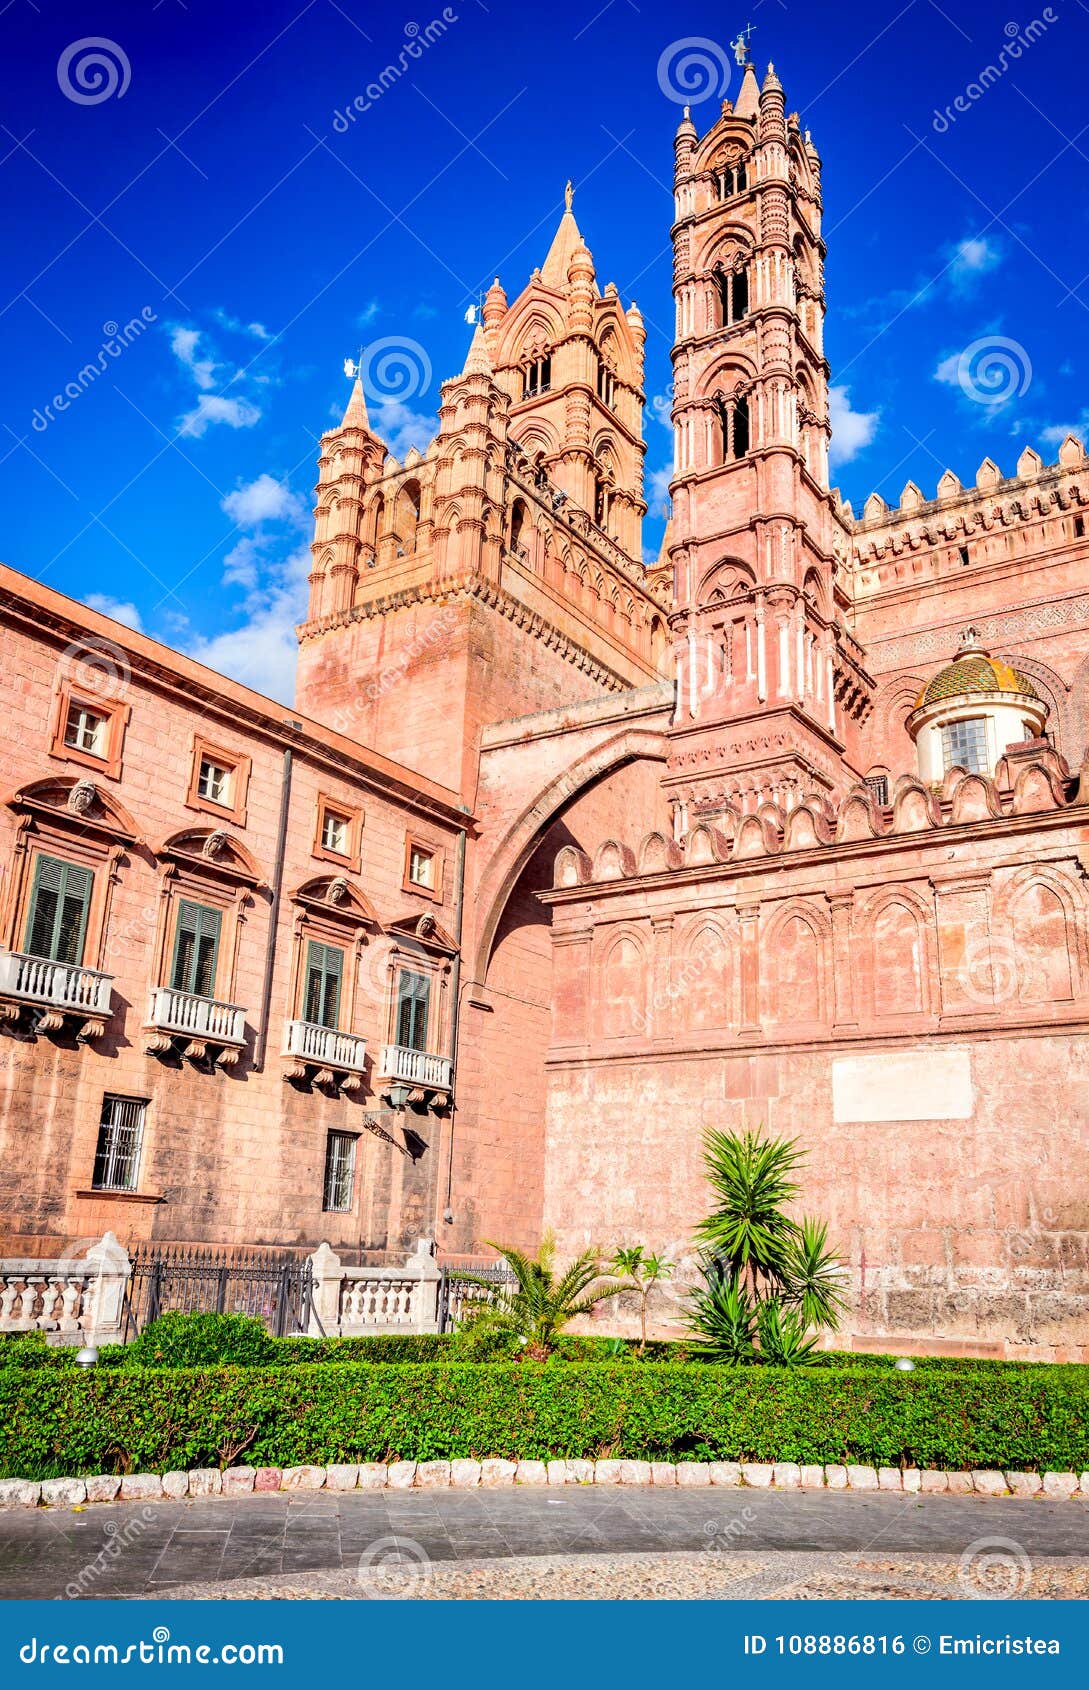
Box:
0 60 1086 1356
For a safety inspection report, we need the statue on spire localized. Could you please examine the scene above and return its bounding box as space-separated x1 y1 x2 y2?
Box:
564 179 574 212
731 23 755 65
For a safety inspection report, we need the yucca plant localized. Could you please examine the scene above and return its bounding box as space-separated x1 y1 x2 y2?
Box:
782 1217 848 1330
688 1127 848 1364
755 1298 821 1368
456 1235 619 1360
687 1265 757 1364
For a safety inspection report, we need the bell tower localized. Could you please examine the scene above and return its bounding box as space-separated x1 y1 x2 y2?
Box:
664 60 869 826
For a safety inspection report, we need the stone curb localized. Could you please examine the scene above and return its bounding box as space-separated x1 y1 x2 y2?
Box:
2 1465 1086 1509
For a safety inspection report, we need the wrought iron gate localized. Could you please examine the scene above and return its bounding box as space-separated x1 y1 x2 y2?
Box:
125 1247 315 1338
437 1262 516 1333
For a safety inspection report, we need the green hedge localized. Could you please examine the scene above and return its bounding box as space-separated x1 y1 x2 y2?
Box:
1 1361 1085 1480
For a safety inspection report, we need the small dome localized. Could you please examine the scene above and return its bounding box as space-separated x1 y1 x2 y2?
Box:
915 652 1037 709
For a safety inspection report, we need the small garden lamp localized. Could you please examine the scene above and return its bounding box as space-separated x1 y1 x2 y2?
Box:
893 1356 915 1372
75 1344 99 1369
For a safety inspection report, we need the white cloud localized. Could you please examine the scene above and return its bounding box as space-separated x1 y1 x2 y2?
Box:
179 392 262 437
221 472 305 527
169 318 269 437
828 385 879 466
646 463 673 514
357 300 381 327
372 399 435 458
934 351 961 389
84 594 144 631
170 326 217 390
186 561 309 703
1041 416 1089 446
213 308 272 341
187 476 313 699
949 236 1002 292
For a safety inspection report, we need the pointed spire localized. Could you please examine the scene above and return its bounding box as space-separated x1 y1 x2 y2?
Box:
540 183 590 291
734 61 760 120
461 319 493 377
761 62 782 93
340 375 369 431
675 104 697 139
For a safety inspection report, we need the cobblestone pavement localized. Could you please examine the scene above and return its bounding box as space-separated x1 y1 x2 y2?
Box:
1 1488 1086 1601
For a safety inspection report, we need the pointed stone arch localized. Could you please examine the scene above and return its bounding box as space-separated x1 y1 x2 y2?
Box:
470 727 670 981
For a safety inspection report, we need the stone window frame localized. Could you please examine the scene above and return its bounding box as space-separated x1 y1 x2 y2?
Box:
47 680 130 781
285 877 378 1038
402 833 444 903
2 779 138 976
312 792 363 875
147 830 262 1014
185 736 251 828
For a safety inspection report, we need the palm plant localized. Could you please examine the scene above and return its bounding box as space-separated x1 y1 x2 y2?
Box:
612 1246 674 1351
457 1235 619 1360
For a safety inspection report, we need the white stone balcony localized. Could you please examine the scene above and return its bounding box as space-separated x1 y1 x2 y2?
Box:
283 1020 367 1091
378 1043 453 1093
0 950 112 1038
145 986 246 1066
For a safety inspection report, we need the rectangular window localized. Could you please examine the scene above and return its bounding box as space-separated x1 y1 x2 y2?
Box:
92 1095 146 1192
64 703 109 758
864 774 889 807
941 717 988 774
304 940 343 1029
170 900 222 998
322 1131 357 1212
321 811 350 855
408 845 435 889
396 970 431 1051
25 855 93 965
197 758 232 805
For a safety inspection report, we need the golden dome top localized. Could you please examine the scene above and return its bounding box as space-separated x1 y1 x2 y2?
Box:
915 635 1038 710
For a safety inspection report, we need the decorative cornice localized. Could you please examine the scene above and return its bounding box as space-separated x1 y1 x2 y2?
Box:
299 576 650 693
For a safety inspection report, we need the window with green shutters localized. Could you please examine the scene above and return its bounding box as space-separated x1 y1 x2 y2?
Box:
396 970 431 1051
170 900 221 998
304 940 343 1029
24 855 93 965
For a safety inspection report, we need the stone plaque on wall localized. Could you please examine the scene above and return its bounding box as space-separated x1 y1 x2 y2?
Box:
832 1048 973 1123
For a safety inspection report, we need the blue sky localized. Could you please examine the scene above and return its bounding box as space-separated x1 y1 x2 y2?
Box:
1 0 1086 702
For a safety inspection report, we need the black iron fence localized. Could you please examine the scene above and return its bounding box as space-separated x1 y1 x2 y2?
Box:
125 1247 315 1338
437 1262 517 1333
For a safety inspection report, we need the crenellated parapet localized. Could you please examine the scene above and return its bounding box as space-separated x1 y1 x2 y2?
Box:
557 744 1083 888
846 435 1088 597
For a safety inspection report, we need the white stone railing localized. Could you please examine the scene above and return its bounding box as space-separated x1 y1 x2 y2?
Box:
283 1020 367 1073
0 952 113 1015
147 986 246 1044
0 1234 130 1344
308 1240 441 1336
378 1044 452 1089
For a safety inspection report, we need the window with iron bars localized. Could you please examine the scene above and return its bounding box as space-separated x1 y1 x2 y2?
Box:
93 1095 147 1191
864 774 889 807
322 1131 357 1213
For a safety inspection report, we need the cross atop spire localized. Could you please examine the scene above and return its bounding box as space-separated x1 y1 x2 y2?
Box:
730 23 756 65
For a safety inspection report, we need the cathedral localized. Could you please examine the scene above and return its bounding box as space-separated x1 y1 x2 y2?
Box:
0 59 1086 1359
